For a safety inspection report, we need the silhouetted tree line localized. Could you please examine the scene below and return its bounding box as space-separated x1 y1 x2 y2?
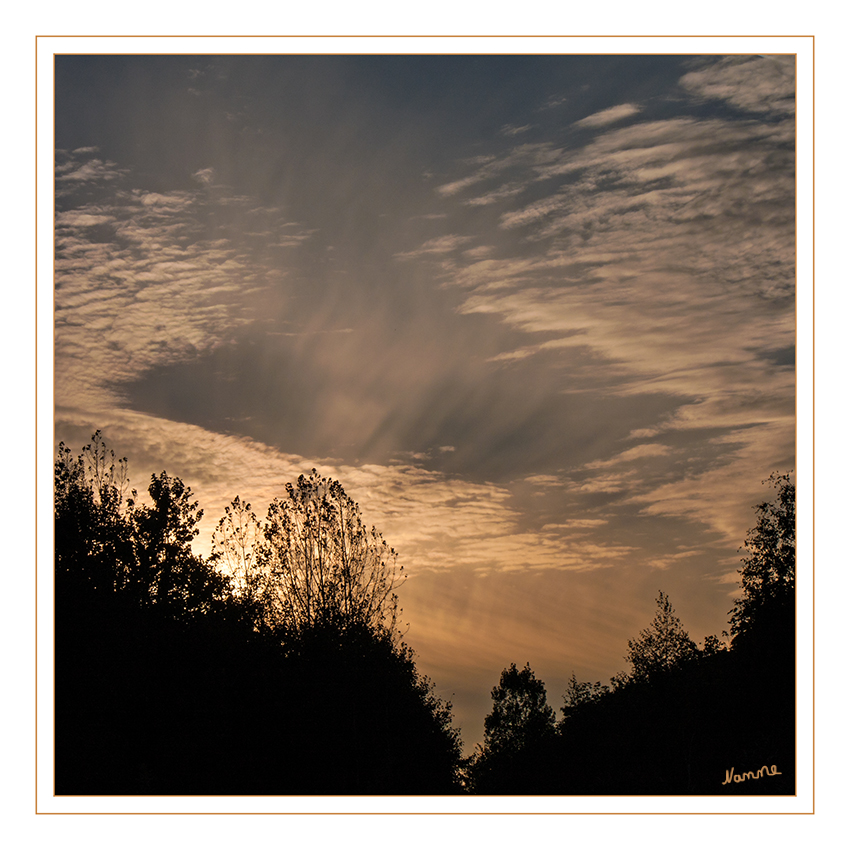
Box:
466 473 796 795
55 434 795 795
55 433 462 795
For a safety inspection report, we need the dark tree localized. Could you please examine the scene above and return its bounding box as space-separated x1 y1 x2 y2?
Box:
468 662 556 793
211 495 272 629
259 470 405 636
54 431 134 595
55 436 463 795
483 662 556 755
129 471 230 618
277 618 464 794
619 591 698 685
560 673 609 724
729 472 795 652
212 496 263 599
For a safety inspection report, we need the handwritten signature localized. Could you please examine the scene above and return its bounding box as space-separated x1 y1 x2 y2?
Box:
722 764 782 785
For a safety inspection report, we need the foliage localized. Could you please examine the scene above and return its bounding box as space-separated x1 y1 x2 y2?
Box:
211 495 272 627
700 633 726 657
55 433 462 794
54 432 134 594
259 470 405 636
471 473 795 795
619 591 698 685
560 673 610 723
56 434 796 795
129 471 229 617
55 433 230 618
466 662 556 793
281 617 464 793
482 662 556 756
729 472 795 649
212 496 261 597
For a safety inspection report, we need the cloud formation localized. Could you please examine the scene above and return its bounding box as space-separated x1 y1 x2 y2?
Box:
54 149 308 412
575 102 641 127
405 57 795 549
679 54 796 114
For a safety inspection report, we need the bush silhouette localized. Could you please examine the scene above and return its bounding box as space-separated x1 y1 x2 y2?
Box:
54 434 462 795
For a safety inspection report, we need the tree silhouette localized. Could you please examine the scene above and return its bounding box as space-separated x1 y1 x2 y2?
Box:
483 662 556 757
620 591 698 685
471 474 796 795
560 673 609 723
729 472 795 651
259 469 404 635
55 435 464 794
211 495 272 628
54 431 134 595
467 662 556 792
279 617 464 794
129 471 229 618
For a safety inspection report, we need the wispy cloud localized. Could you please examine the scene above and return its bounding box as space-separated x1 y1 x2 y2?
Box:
500 123 532 136
393 234 472 259
55 150 128 193
56 404 635 579
465 183 526 207
679 55 795 114
584 443 671 470
55 150 648 577
415 57 795 546
435 143 560 199
192 167 215 185
575 103 641 128
54 151 310 411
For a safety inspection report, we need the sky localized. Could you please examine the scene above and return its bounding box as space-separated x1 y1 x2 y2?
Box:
53 51 797 752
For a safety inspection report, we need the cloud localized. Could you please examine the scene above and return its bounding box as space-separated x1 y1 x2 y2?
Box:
435 143 560 199
393 234 472 259
54 153 654 579
465 183 526 207
584 444 671 470
541 95 567 110
524 474 562 487
575 103 641 128
54 153 312 412
414 60 795 548
192 167 215 185
55 150 127 191
56 406 635 578
626 421 795 549
645 549 705 571
679 55 795 114
272 225 318 247
138 191 194 208
460 246 494 262
498 193 570 229
487 335 584 363
54 211 114 228
436 175 486 198
52 57 796 589
500 124 532 136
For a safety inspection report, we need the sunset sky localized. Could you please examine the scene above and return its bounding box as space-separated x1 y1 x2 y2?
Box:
53 50 798 751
